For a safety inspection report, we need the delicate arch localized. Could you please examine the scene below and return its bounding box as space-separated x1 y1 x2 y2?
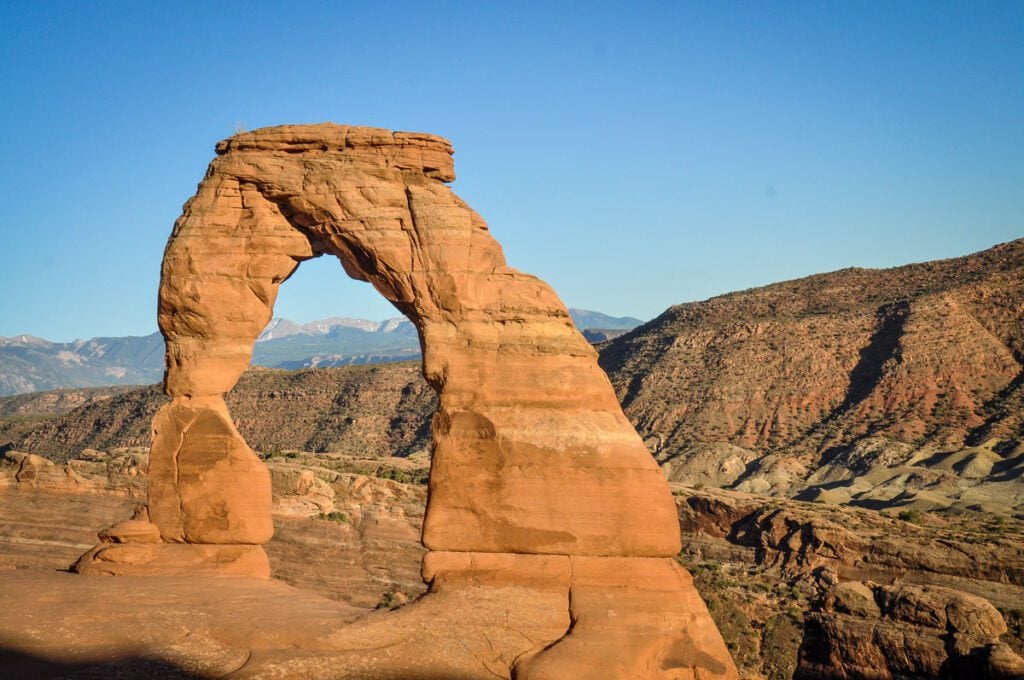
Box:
149 123 679 556
73 124 737 680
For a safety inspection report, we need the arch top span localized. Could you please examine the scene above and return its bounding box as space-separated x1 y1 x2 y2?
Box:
213 123 456 182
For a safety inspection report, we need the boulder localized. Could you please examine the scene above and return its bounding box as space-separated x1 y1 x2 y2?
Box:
798 581 1024 679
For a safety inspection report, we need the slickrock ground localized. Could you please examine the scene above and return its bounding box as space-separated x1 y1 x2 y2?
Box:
1 572 367 679
5 448 1024 678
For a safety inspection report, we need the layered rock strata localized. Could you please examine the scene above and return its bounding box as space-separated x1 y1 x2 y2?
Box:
73 124 736 678
797 581 1024 679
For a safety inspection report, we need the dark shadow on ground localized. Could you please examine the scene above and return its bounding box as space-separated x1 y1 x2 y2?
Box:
0 647 213 679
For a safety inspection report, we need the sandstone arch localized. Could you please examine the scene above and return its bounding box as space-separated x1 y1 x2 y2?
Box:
75 124 736 678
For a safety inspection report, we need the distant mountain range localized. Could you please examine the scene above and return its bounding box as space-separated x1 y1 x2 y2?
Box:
0 334 165 397
0 309 642 396
252 316 421 369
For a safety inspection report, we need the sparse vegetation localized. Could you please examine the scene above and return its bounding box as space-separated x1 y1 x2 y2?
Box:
376 589 408 610
373 466 428 485
682 553 806 678
898 509 923 525
761 611 803 680
1002 609 1024 658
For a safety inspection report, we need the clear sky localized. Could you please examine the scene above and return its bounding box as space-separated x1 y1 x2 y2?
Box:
1 2 1021 341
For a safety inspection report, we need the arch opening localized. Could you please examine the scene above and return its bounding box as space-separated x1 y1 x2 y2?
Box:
266 251 405 338
222 249 433 462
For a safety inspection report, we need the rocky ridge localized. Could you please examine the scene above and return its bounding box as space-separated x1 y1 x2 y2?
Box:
599 238 1024 514
0 364 435 463
601 238 1024 459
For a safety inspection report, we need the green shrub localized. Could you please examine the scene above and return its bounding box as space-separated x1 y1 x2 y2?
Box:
898 509 923 525
374 466 429 485
376 590 408 610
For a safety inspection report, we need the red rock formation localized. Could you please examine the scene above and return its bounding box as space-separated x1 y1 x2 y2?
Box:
798 582 1024 679
72 124 736 678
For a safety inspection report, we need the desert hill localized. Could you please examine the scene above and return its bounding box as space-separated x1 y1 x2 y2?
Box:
0 364 435 464
601 238 1024 455
599 238 1024 509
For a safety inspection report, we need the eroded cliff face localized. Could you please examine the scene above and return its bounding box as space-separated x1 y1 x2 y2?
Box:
674 485 1024 679
797 582 1024 679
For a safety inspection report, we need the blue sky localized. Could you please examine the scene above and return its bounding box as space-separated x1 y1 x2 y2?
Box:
1 2 1021 341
